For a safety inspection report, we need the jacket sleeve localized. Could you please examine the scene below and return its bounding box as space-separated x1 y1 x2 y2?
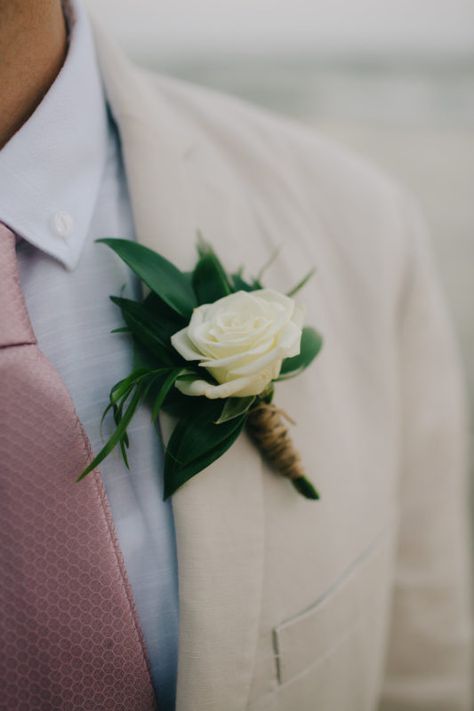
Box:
379 195 473 710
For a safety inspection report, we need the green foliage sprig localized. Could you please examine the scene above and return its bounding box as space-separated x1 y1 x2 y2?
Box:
77 236 323 499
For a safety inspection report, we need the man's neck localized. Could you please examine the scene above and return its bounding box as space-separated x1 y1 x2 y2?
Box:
0 1 67 150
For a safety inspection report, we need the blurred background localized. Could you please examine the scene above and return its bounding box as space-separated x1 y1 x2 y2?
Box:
88 0 474 506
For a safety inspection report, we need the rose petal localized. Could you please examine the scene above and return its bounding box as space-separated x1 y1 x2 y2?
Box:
175 371 269 398
170 328 204 360
277 320 303 358
197 336 274 370
171 287 304 395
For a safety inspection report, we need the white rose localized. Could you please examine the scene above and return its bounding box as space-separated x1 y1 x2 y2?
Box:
171 288 303 399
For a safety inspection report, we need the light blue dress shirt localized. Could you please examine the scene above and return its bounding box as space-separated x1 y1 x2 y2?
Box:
0 1 178 707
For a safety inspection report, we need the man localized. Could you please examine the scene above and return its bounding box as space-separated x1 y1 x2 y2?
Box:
0 0 471 709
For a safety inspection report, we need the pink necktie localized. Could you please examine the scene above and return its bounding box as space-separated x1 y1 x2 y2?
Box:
0 224 156 709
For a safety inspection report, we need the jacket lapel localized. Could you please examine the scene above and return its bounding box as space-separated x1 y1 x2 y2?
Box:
93 25 265 711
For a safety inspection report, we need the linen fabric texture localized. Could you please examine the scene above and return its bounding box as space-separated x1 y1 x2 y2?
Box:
0 5 472 710
93 28 471 710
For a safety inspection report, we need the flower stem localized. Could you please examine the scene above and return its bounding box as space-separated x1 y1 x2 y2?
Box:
246 401 319 500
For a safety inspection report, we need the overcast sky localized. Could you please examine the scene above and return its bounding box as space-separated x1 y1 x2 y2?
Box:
88 0 474 55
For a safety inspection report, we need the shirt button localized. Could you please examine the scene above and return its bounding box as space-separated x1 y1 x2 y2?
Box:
51 211 74 240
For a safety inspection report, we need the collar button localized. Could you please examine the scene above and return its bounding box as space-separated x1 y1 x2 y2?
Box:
51 211 74 240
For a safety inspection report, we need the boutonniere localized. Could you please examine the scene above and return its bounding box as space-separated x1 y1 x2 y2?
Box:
78 235 323 499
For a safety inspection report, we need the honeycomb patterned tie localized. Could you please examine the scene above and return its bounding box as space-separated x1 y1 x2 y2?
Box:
0 224 156 710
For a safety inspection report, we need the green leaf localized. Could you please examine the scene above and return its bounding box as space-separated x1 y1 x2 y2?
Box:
164 400 246 498
143 292 186 340
286 267 316 297
151 369 183 422
109 367 160 405
255 244 281 282
99 401 117 440
100 370 152 440
133 342 158 371
215 396 256 424
158 381 195 418
192 233 232 304
98 238 196 318
119 438 130 469
110 326 130 334
277 327 323 380
113 395 131 468
111 296 182 367
76 382 144 482
230 270 255 292
175 371 201 382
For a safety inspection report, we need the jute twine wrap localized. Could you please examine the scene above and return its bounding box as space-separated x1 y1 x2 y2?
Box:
246 402 305 481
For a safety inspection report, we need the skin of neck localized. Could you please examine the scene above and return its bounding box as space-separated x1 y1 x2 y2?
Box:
0 0 67 149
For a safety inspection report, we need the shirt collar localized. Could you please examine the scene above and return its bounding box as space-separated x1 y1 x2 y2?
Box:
0 0 108 270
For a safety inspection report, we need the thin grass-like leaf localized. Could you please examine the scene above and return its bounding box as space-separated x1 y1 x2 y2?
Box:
119 437 130 469
109 368 156 405
286 267 316 298
76 383 144 482
255 244 282 282
151 369 184 422
110 326 130 334
113 394 131 455
99 401 116 441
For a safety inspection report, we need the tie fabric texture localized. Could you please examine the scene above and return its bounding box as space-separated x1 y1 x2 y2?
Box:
0 224 156 710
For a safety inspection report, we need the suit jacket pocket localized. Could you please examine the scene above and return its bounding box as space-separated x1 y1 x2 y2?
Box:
273 525 395 688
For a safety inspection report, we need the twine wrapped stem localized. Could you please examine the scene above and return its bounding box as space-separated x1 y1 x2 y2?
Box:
246 402 319 500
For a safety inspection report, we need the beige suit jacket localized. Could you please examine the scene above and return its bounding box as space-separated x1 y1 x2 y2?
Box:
93 22 472 711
